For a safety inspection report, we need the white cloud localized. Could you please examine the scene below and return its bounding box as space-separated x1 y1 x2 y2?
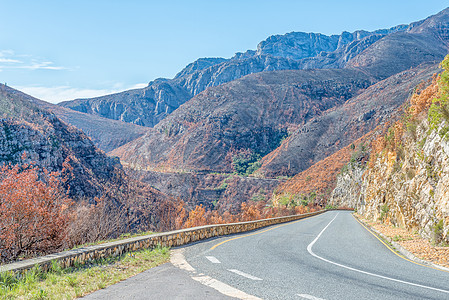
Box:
129 83 147 89
15 83 148 104
0 50 65 71
17 61 66 70
0 58 22 63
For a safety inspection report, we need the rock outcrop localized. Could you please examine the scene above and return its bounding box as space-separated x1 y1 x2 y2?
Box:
330 65 449 243
330 118 449 242
0 84 127 200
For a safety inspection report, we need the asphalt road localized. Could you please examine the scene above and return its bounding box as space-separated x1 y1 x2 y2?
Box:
83 211 449 299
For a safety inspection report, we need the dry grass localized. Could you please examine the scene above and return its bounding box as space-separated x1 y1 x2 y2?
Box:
0 247 170 300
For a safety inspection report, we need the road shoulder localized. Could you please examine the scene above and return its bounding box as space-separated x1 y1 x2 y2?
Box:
353 213 449 272
81 260 237 300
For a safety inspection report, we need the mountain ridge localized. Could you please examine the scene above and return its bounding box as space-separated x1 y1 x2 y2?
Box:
58 12 441 128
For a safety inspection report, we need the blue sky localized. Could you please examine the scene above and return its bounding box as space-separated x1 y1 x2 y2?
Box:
0 0 448 103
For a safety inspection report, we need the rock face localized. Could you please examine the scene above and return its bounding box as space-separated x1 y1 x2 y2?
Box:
0 84 127 199
59 9 449 128
330 119 449 242
110 68 375 172
256 27 406 61
329 75 449 243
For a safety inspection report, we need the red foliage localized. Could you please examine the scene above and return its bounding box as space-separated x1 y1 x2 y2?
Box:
0 163 73 262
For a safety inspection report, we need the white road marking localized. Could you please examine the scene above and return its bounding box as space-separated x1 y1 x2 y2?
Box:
307 213 449 295
297 294 326 300
171 249 195 272
228 269 263 281
192 275 262 300
205 256 221 264
171 249 262 300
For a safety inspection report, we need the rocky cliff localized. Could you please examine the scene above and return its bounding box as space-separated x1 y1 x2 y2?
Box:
0 84 128 200
330 59 449 244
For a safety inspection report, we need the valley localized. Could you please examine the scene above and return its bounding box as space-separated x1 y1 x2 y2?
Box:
1 6 449 292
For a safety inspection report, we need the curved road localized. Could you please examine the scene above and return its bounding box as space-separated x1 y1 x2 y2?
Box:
84 211 449 299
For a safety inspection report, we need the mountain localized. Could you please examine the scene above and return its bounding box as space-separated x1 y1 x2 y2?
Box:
55 8 449 163
57 14 422 127
0 84 129 199
257 63 440 177
110 68 375 172
35 100 149 152
108 8 449 177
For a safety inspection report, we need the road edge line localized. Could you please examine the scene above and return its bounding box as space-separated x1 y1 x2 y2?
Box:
171 249 262 300
353 214 449 273
307 213 449 295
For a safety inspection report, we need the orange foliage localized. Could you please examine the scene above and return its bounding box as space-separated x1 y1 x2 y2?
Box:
409 75 440 117
0 163 73 262
183 205 208 228
240 202 262 221
205 210 224 225
179 199 319 229
394 121 404 149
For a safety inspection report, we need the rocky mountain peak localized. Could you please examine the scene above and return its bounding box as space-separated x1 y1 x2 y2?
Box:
408 7 449 44
174 57 228 78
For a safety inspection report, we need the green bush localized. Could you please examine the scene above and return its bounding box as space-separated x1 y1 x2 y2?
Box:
232 151 261 176
380 204 389 222
429 55 449 136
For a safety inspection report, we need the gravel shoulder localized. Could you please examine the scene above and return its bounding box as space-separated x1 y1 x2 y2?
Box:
354 213 449 270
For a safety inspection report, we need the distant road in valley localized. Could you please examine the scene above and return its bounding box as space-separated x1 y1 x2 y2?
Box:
83 211 449 300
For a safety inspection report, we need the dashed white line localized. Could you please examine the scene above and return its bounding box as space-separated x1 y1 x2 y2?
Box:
192 275 262 300
205 256 221 264
228 269 263 281
171 249 262 300
307 213 449 295
297 294 326 300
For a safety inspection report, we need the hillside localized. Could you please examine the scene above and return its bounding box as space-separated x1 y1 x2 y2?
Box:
110 68 375 172
0 84 130 199
258 63 440 177
272 133 373 205
133 170 281 213
36 100 149 152
330 56 449 244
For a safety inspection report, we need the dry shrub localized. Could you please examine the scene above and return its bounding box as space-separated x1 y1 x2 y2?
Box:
0 163 73 263
67 196 133 247
409 75 440 117
183 205 207 228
